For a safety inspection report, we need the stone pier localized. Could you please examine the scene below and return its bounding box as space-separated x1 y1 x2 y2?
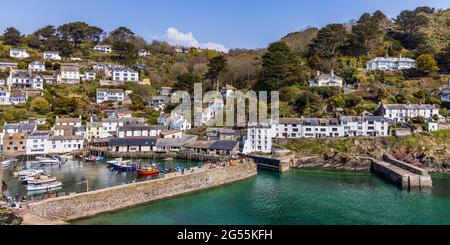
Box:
368 154 432 189
23 160 257 224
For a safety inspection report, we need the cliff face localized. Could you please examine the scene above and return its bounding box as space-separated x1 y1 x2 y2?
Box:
0 208 23 225
284 130 450 172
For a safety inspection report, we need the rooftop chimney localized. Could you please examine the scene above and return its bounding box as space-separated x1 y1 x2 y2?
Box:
331 70 334 77
399 54 402 58
317 71 320 77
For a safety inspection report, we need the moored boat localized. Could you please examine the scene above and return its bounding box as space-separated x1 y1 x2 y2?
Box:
107 158 123 165
85 155 105 162
137 165 160 176
25 175 58 185
14 169 46 178
27 181 62 191
38 156 67 165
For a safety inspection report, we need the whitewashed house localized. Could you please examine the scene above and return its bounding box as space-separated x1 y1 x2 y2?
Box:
26 131 50 155
7 70 43 90
47 136 84 154
57 65 80 84
300 118 343 138
272 118 302 139
243 123 273 154
28 61 46 72
93 45 112 53
101 117 146 133
9 49 29 58
9 91 28 105
379 104 440 123
43 51 62 60
366 55 416 71
138 49 151 57
168 113 192 131
112 68 139 82
309 70 343 87
96 88 125 104
117 125 167 138
272 116 389 139
149 96 170 111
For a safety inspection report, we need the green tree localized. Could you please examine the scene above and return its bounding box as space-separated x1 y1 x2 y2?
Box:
260 41 302 90
3 27 22 46
416 54 439 74
205 55 228 89
30 97 50 114
308 24 348 58
346 12 383 56
177 73 202 93
107 27 135 43
57 22 103 48
437 43 450 72
112 40 138 64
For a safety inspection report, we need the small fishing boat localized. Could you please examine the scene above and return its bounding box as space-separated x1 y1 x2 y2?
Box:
107 158 123 165
38 156 67 165
25 175 58 185
14 169 46 178
137 165 160 176
27 181 62 191
85 155 105 162
113 161 137 171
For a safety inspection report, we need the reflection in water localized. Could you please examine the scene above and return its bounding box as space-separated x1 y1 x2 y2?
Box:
2 158 202 201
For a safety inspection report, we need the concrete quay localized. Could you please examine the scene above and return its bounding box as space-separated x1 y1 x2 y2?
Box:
22 159 257 224
368 154 432 189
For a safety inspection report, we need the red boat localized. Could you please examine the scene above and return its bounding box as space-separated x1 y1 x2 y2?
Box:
137 166 160 176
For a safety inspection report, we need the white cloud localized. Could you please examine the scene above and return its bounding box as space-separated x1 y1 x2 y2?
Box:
165 27 228 53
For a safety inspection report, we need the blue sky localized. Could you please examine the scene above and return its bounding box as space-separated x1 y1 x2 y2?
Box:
1 0 449 50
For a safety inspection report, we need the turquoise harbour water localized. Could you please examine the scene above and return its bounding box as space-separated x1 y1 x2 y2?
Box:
73 169 450 225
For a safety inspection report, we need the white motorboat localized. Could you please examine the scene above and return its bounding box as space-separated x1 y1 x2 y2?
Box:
25 175 58 185
27 181 62 191
38 156 66 165
107 158 123 165
14 169 45 178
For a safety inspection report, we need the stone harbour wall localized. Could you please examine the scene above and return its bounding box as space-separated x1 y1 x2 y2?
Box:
25 161 257 223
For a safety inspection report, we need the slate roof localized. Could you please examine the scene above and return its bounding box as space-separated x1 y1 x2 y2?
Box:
109 137 157 146
382 104 438 110
97 88 124 93
277 118 302 125
209 140 239 151
118 125 167 132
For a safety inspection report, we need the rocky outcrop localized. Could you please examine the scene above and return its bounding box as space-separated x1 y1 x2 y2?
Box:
0 208 23 225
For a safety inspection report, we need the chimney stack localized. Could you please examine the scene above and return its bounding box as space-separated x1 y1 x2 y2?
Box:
331 70 334 77
317 71 320 77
